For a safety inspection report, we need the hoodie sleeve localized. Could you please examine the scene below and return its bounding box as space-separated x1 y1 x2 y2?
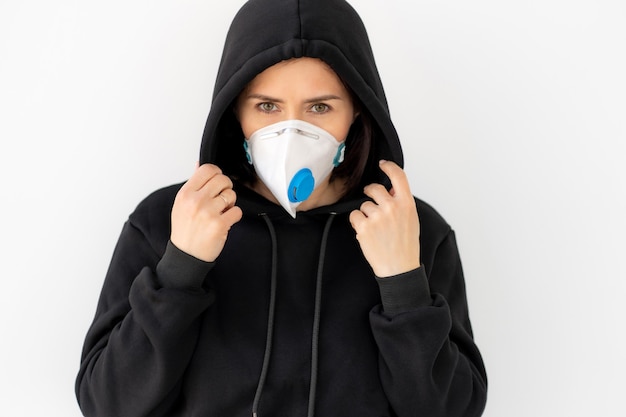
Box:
369 229 488 417
75 219 215 417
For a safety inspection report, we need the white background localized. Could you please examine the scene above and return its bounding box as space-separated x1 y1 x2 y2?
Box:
1 1 624 416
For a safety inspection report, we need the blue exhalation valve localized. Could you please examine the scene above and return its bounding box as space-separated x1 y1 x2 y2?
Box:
288 168 315 202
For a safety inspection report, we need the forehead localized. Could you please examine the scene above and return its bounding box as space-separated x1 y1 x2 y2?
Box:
245 57 347 94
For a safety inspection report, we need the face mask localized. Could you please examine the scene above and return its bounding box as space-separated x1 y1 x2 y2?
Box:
244 119 346 218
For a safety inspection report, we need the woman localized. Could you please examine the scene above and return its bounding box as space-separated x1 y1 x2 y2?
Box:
76 1 487 416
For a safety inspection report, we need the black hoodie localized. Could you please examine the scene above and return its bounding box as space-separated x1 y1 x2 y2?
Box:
76 1 487 416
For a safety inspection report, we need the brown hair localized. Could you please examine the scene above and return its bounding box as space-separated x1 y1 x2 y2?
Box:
329 106 374 194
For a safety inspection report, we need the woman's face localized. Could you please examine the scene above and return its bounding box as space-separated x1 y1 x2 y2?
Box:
236 57 357 142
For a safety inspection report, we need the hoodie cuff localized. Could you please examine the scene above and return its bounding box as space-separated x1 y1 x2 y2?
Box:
375 266 431 314
155 241 214 288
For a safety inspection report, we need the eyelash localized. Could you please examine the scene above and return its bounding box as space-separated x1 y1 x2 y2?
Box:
255 102 331 114
257 102 278 113
310 103 330 114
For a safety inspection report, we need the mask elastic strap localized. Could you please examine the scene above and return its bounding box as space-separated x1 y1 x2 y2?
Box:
333 143 346 167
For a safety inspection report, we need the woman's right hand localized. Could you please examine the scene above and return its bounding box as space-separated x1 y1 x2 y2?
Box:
170 163 243 262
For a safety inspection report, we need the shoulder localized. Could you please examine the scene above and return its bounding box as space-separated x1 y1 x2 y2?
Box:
414 196 453 244
127 182 184 254
413 196 464 275
131 182 183 217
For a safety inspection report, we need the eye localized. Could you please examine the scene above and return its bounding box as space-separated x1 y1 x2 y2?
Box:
257 102 279 113
310 103 330 114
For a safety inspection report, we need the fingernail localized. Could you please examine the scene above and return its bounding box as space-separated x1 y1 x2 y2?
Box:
379 159 387 165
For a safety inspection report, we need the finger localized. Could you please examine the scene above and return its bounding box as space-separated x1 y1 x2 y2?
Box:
358 201 379 218
192 173 233 205
185 164 223 191
221 205 243 226
349 209 366 231
215 193 229 209
363 183 392 205
378 160 411 199
218 188 237 210
202 174 234 198
206 188 233 213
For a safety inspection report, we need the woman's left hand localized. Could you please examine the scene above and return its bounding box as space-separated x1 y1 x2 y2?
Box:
349 160 421 277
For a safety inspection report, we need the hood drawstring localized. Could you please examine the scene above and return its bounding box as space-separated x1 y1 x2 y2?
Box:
252 213 278 417
253 213 337 417
307 212 336 417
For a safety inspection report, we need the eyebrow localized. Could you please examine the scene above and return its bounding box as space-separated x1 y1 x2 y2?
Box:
304 94 343 104
245 93 343 103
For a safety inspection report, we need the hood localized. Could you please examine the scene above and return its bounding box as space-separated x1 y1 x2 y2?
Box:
199 0 403 192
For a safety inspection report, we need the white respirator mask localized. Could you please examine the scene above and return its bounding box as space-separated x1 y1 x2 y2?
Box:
244 119 346 217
